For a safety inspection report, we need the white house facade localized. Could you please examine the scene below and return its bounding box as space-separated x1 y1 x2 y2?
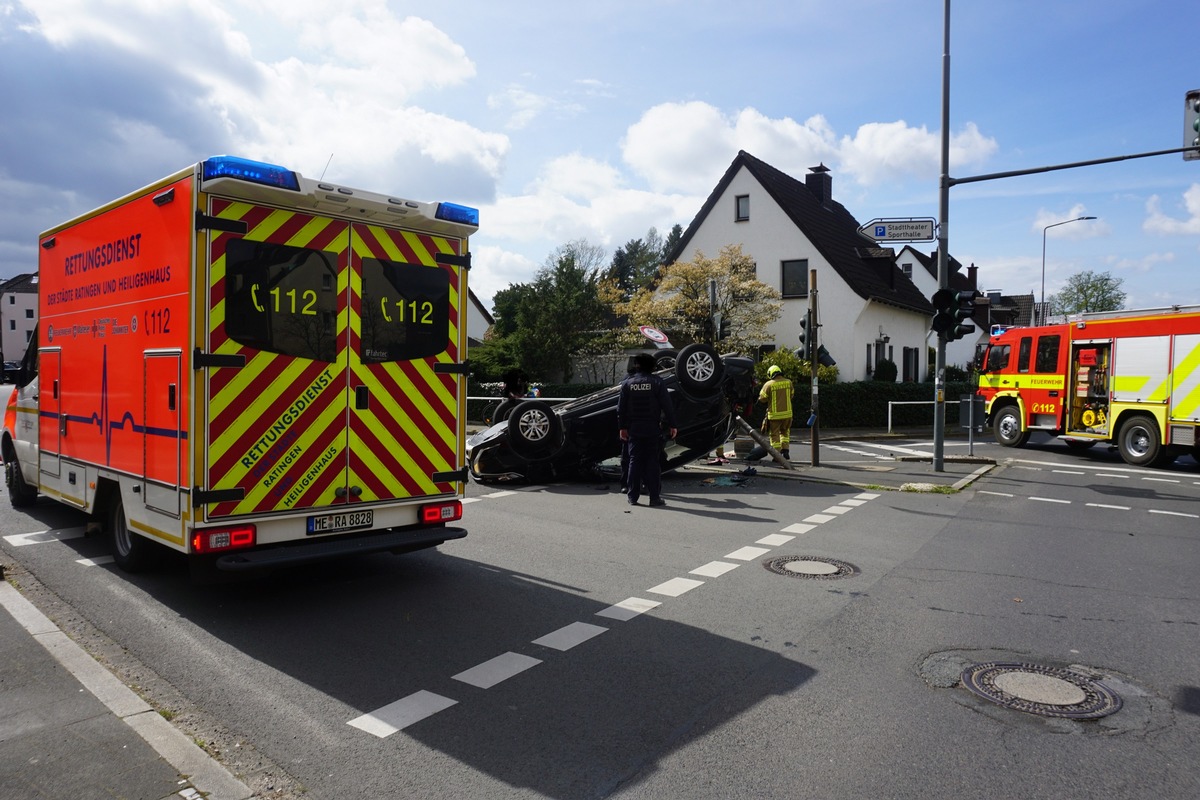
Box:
0 274 37 364
668 153 933 382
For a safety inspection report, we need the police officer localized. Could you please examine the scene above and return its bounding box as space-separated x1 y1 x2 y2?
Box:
758 364 793 460
618 353 678 507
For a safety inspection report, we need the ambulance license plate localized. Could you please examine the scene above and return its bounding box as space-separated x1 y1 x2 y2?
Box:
306 510 373 535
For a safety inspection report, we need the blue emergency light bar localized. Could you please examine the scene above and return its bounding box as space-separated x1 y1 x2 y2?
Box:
435 202 480 227
202 156 301 191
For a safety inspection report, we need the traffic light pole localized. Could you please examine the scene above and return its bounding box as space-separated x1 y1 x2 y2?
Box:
810 269 820 467
933 0 951 472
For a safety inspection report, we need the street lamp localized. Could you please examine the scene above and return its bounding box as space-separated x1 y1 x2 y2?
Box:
1040 215 1097 323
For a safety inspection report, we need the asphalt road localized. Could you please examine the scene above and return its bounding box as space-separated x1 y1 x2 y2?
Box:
2 436 1198 799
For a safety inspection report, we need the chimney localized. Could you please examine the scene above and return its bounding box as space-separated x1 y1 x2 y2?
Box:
967 262 978 291
806 163 832 209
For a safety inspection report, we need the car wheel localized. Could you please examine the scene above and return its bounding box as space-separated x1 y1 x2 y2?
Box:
506 399 563 458
652 349 678 371
494 398 518 423
6 458 37 508
1117 414 1162 466
676 343 723 396
109 496 157 572
992 405 1029 447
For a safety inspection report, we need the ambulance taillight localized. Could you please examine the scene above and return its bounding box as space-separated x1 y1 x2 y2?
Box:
191 524 257 554
421 500 462 525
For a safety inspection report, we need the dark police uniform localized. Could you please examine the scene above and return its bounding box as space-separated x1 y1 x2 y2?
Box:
617 359 678 506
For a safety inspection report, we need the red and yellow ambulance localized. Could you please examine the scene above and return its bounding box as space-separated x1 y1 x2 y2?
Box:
2 156 478 572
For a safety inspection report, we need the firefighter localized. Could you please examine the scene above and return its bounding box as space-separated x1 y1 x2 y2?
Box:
758 364 793 460
618 353 677 507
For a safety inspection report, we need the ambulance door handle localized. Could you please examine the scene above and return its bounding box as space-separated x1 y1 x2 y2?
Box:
168 384 176 411
355 385 369 410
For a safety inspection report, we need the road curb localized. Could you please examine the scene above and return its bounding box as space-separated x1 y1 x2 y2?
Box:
0 581 253 800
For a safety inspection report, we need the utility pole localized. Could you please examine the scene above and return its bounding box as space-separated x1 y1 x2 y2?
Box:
933 0 951 472
810 269 820 467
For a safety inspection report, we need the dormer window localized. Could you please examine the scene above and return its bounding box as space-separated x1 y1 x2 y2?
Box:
735 194 749 222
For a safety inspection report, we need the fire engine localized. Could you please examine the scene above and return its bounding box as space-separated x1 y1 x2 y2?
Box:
2 156 478 573
975 305 1200 467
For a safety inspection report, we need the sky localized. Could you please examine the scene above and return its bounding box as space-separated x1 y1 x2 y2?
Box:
2 0 1198 315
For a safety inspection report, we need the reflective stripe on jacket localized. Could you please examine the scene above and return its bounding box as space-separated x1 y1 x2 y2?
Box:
758 377 793 419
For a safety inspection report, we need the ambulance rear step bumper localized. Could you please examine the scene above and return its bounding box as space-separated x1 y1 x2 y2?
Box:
213 526 467 571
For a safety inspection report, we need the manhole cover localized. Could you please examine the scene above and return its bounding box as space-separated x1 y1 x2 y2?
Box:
960 662 1122 719
763 556 858 579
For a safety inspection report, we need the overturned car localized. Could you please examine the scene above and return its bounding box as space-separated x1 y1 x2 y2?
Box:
467 344 757 484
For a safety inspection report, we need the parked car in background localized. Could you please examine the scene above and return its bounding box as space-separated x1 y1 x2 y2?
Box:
467 344 757 483
2 361 19 384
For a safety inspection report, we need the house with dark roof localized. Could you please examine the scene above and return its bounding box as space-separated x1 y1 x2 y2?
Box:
667 151 934 381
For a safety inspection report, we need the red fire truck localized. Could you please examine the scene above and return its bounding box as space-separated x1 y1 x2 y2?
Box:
975 305 1200 467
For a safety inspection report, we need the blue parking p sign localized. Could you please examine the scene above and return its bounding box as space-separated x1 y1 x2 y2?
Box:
875 225 887 237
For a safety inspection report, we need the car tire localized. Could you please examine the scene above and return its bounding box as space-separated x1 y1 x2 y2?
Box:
1117 414 1162 466
6 459 37 508
506 399 563 459
992 405 1029 447
494 398 519 423
652 349 678 371
676 343 723 396
109 496 158 572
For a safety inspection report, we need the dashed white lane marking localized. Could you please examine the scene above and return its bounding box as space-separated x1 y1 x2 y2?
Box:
842 440 934 458
724 546 772 562
348 488 882 737
76 556 115 567
1087 503 1131 510
4 527 86 547
348 691 458 737
1053 470 1085 475
647 577 705 597
1144 477 1180 484
595 598 661 621
1098 474 1130 479
532 622 608 652
1030 497 1071 504
452 652 542 689
1149 509 1199 518
482 490 518 498
691 561 740 578
979 490 1015 497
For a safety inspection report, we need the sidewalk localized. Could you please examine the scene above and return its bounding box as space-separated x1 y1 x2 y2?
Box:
0 577 252 800
686 426 996 492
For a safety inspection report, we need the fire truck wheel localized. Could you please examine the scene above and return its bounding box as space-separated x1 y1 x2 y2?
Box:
506 399 564 459
992 405 1029 447
109 498 157 573
6 460 38 508
676 344 724 397
1117 414 1162 467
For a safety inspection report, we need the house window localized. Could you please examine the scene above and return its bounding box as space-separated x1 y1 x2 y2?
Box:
901 263 912 278
735 194 749 221
24 308 33 319
7 295 13 304
8 320 13 331
781 260 808 298
902 347 919 382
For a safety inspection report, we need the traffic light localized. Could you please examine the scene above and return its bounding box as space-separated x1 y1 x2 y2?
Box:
931 288 976 341
814 343 837 367
718 315 731 340
1186 89 1200 162
796 312 812 359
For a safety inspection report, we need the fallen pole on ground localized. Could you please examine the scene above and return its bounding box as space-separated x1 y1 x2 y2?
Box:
732 414 795 470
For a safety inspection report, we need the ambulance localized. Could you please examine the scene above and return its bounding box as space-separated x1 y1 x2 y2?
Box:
975 305 1200 467
2 156 478 573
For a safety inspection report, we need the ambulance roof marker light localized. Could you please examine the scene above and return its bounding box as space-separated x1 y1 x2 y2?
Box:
435 202 480 227
202 156 301 191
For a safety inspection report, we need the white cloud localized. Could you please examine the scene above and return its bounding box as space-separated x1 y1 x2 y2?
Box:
488 86 553 130
1031 206 1106 238
840 121 996 185
1144 184 1200 235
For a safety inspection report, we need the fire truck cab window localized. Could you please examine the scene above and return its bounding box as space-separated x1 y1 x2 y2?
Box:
359 258 450 363
1017 337 1032 373
224 240 339 362
986 344 1010 372
1035 335 1061 373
